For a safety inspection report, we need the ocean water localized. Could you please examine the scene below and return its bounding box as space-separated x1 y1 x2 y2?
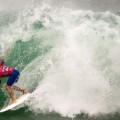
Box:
0 4 120 120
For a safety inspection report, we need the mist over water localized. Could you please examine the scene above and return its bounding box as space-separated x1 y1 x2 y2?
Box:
1 3 120 118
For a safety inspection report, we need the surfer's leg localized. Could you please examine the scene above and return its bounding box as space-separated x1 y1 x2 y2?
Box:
6 86 16 104
6 70 20 104
12 86 27 94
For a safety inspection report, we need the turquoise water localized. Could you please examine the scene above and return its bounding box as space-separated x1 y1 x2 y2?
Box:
1 5 120 120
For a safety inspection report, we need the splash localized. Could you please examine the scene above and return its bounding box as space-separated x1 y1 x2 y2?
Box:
1 4 120 117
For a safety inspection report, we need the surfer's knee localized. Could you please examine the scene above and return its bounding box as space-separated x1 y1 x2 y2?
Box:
6 86 12 93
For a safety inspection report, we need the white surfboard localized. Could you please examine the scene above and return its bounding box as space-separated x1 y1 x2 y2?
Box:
0 93 30 113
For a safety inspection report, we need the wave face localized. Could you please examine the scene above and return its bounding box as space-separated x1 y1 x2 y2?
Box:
1 4 120 117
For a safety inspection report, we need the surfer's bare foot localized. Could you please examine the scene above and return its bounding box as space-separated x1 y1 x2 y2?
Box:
9 99 16 105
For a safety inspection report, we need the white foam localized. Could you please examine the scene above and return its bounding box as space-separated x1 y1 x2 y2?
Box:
1 5 120 117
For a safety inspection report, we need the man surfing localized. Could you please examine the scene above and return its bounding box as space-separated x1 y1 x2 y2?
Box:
0 57 27 105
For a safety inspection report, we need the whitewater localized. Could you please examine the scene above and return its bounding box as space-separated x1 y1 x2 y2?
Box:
1 4 120 118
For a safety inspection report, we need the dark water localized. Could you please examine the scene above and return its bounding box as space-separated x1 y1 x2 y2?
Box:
1 108 120 120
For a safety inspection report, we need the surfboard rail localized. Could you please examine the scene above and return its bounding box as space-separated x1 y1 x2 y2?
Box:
0 93 30 113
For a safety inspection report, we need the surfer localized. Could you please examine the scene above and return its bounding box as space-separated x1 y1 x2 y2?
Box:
0 56 27 105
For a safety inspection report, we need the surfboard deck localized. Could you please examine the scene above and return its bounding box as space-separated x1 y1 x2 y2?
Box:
0 93 30 113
